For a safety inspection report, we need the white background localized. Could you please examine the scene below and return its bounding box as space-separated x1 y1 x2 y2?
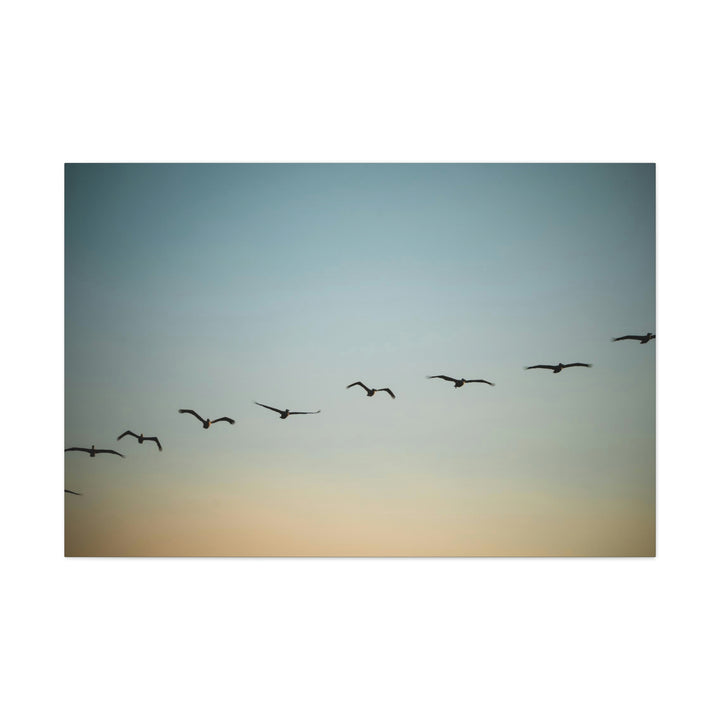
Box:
2 1 718 718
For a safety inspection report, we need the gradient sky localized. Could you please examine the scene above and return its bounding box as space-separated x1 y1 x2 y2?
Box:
65 163 655 556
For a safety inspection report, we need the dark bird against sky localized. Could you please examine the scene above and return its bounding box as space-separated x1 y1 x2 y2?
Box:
178 409 235 429
524 363 592 373
117 430 163 451
427 375 495 388
65 445 125 458
612 333 655 343
254 402 321 419
346 381 396 398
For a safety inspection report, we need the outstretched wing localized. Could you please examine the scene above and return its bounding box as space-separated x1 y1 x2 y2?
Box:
564 363 592 368
525 365 555 370
211 417 235 425
179 409 205 423
255 402 283 414
147 436 163 451
465 379 495 386
95 449 125 457
378 388 396 398
612 335 643 342
288 410 321 415
65 447 91 454
427 375 457 382
117 430 138 441
65 489 83 496
346 381 370 392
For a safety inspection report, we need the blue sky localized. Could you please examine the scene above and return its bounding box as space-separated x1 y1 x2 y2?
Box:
65 163 655 555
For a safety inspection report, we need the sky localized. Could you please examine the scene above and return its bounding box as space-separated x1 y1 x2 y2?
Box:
64 163 655 556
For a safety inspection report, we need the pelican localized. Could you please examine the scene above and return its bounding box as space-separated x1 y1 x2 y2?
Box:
525 363 592 373
254 402 321 419
346 381 395 399
426 375 495 388
117 430 162 451
65 445 125 458
65 489 83 496
612 333 655 344
178 409 235 429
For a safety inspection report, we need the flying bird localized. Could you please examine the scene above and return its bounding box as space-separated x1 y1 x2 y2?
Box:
426 375 495 388
117 430 162 451
346 381 395 399
612 333 655 344
65 489 83 496
524 363 592 373
254 402 321 419
178 409 235 429
65 445 125 458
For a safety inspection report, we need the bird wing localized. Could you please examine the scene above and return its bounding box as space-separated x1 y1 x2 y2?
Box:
346 381 370 392
179 409 205 423
612 335 643 341
378 388 396 398
427 375 457 382
211 417 235 425
525 365 554 370
65 489 83 495
65 447 90 454
288 410 321 415
116 430 138 441
466 379 495 386
564 363 592 368
255 402 283 414
95 449 125 457
147 436 163 450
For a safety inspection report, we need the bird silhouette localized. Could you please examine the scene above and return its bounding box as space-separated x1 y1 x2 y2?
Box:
525 363 592 373
346 381 395 398
612 333 655 344
254 402 321 419
65 489 83 496
117 430 162 451
65 445 125 458
178 409 235 429
427 375 495 388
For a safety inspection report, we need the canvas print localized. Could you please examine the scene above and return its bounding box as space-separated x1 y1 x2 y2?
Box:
65 163 655 556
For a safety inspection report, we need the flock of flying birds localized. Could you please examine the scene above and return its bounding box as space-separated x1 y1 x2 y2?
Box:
64 331 654 495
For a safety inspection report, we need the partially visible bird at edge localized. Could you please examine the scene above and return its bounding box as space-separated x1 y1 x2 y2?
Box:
612 333 655 343
65 445 125 458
